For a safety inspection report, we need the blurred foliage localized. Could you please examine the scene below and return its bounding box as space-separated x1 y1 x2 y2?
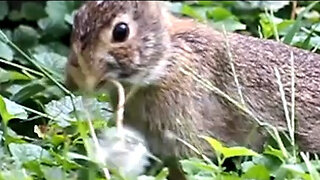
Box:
0 1 319 180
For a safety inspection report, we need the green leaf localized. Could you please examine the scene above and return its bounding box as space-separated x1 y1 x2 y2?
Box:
38 17 69 39
23 160 44 178
207 7 233 21
11 83 46 103
45 1 69 21
33 52 67 81
8 10 23 21
202 136 259 158
155 167 169 180
41 166 66 180
180 158 218 176
259 13 284 39
217 173 242 180
9 143 52 163
222 146 259 159
201 136 225 154
0 169 33 180
263 145 286 162
0 41 13 61
169 2 183 14
21 2 46 21
259 1 290 12
180 5 207 21
32 42 70 57
210 18 246 32
44 96 112 127
13 25 40 50
283 1 319 44
0 68 11 83
64 10 78 25
0 95 28 124
0 1 8 21
235 1 289 12
242 165 270 180
0 68 29 83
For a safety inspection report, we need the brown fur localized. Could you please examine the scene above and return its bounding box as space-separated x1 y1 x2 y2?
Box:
66 1 320 179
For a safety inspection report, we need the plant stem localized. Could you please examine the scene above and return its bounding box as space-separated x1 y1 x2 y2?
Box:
0 58 44 77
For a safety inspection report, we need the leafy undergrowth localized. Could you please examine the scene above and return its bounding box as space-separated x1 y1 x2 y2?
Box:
0 1 320 180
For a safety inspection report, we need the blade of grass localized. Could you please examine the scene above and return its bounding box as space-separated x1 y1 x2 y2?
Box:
290 51 297 160
283 1 318 44
0 29 73 96
301 152 320 180
0 58 44 77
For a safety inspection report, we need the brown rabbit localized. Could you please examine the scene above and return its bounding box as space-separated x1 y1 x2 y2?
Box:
65 1 320 179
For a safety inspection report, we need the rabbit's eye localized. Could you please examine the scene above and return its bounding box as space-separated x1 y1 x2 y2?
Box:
112 22 129 42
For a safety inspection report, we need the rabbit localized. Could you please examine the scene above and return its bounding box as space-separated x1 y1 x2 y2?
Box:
65 1 320 179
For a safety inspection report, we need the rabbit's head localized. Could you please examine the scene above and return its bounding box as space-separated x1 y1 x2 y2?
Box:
66 1 172 91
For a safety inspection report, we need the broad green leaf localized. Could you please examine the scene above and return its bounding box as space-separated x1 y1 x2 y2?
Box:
0 29 9 43
236 1 289 12
241 161 255 172
0 169 33 180
155 167 169 180
33 52 67 81
0 68 29 83
263 145 286 162
283 164 306 174
242 164 270 180
180 158 218 176
207 7 233 21
252 155 282 176
138 176 156 180
217 173 241 180
45 1 69 21
32 42 70 57
0 95 28 123
202 136 258 158
222 146 259 159
312 23 320 32
277 20 295 36
49 150 80 170
44 96 112 127
259 1 290 12
0 67 11 83
210 18 246 32
11 83 46 103
0 1 8 20
64 10 78 25
0 41 13 61
41 166 66 180
180 5 207 21
9 143 52 163
201 136 224 154
169 2 183 14
38 17 69 39
23 160 44 178
13 25 40 50
21 2 46 21
8 10 23 21
259 13 284 38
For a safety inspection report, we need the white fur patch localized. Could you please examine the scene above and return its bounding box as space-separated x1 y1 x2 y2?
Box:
96 1 104 5
143 58 170 84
